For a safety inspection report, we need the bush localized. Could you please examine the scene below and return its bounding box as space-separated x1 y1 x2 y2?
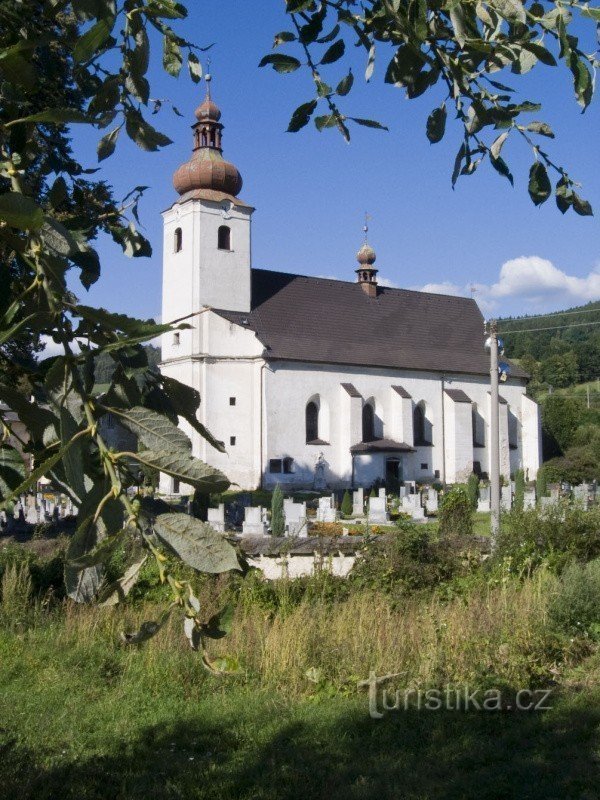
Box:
350 521 464 595
271 485 285 537
495 504 600 575
548 559 600 640
514 469 525 511
438 486 473 538
466 473 480 511
340 490 353 517
536 466 548 502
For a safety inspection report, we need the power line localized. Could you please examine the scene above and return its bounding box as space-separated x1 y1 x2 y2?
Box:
498 320 600 335
500 305 600 324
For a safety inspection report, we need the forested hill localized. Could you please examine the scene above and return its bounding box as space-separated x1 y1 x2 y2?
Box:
498 300 600 387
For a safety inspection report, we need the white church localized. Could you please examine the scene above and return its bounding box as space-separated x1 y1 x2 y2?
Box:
159 79 541 493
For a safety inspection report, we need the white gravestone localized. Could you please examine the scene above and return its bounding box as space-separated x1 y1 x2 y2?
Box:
242 506 267 536
316 495 337 523
207 504 225 533
352 488 364 517
285 501 307 537
425 488 438 514
523 490 536 510
501 485 512 511
368 496 389 523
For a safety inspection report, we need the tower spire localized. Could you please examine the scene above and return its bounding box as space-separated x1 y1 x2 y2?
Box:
172 69 243 199
356 213 378 297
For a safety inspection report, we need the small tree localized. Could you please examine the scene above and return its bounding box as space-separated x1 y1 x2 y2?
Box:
514 469 526 512
466 473 480 511
271 485 285 537
438 486 473 539
370 486 377 499
536 467 548 504
341 490 353 517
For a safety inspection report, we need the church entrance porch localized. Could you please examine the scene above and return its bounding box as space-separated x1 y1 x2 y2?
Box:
353 452 408 491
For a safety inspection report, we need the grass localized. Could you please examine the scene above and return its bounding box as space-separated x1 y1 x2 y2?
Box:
1 619 599 800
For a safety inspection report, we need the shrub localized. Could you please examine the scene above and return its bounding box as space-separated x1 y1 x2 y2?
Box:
548 559 600 640
271 485 285 537
495 504 600 576
514 469 525 511
536 466 548 502
466 473 480 511
340 490 353 517
438 486 473 538
350 522 463 595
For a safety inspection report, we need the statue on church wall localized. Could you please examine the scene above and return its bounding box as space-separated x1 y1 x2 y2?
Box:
314 452 328 490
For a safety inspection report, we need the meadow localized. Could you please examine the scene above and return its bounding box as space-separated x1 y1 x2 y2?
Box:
1 506 600 799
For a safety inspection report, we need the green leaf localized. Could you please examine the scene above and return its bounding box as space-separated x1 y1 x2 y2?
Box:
287 100 317 132
528 161 552 206
98 548 148 606
523 121 554 138
258 54 301 73
158 375 226 453
315 113 338 131
320 39 345 65
125 109 172 151
490 0 526 24
572 192 593 217
349 117 388 131
490 131 509 160
202 602 235 639
132 450 230 493
65 517 104 603
75 304 177 340
490 154 514 185
107 406 191 453
154 513 240 574
74 19 113 63
555 177 572 214
0 447 27 501
0 193 44 230
520 41 557 67
0 439 78 506
426 104 446 143
188 52 202 83
97 125 121 161
273 31 296 48
121 607 172 645
15 108 90 125
163 33 182 77
570 55 593 110
336 70 354 97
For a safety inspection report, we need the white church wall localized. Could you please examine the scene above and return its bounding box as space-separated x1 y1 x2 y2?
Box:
443 394 474 483
261 362 533 489
521 393 541 480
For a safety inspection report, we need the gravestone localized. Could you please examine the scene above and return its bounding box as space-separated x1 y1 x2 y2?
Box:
572 484 589 510
369 495 389 523
425 488 438 514
316 495 337 523
501 485 512 511
523 490 536 510
242 506 267 536
285 500 307 537
399 486 408 499
540 496 558 512
352 488 364 517
207 504 225 533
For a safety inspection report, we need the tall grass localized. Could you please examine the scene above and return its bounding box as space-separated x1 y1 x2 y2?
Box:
14 568 569 697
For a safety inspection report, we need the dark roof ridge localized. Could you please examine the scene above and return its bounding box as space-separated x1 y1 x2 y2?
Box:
250 267 479 304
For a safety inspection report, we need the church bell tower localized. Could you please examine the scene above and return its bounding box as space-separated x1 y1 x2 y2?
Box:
161 74 253 363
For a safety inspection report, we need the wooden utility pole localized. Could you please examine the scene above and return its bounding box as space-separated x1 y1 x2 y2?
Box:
489 320 500 548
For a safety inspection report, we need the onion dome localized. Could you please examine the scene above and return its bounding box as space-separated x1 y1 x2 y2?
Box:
172 74 243 199
357 242 376 265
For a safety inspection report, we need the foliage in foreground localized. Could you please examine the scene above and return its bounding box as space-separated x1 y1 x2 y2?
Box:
0 0 242 663
263 0 598 213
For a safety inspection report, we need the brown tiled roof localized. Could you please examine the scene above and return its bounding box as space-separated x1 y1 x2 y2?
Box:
444 388 472 403
215 269 527 379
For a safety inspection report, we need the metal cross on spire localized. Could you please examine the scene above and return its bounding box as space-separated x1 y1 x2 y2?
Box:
363 212 372 243
205 57 212 98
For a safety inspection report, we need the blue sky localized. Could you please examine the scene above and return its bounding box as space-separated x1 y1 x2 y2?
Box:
71 1 600 322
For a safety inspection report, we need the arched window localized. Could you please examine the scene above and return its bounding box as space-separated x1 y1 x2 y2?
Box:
306 401 319 443
174 227 183 253
218 225 231 250
413 402 431 446
362 402 375 442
